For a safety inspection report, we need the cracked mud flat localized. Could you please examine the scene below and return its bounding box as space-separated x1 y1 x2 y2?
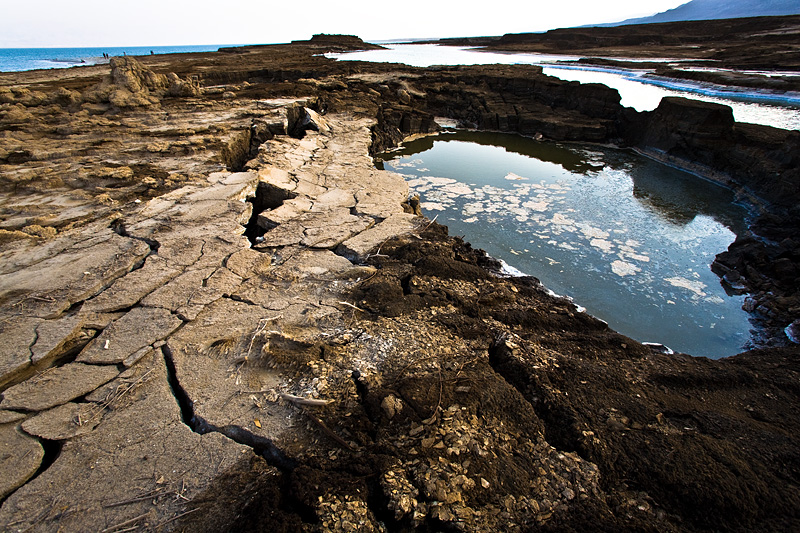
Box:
1 35 799 532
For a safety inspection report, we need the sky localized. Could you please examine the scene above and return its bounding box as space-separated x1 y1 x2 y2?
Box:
0 0 691 48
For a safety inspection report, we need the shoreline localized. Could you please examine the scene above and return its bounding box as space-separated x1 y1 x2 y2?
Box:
0 35 799 531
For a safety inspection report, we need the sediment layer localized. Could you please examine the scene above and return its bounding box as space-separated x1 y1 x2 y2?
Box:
0 35 798 532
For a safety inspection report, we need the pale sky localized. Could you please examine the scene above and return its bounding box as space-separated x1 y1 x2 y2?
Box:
0 0 690 48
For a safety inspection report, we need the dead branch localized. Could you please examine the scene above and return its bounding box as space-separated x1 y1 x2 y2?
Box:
279 392 333 406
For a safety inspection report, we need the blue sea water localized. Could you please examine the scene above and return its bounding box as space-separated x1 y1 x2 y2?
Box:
0 45 242 73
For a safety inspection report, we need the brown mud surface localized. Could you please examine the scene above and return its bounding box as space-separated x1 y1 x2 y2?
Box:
0 33 799 532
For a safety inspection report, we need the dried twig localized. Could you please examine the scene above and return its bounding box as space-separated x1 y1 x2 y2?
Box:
103 489 164 508
305 412 356 451
158 507 200 526
337 301 366 313
82 369 154 426
420 214 439 233
245 315 282 359
279 393 333 407
366 238 392 260
99 512 150 533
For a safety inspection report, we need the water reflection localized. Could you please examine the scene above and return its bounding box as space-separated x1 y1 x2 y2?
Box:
379 131 754 358
378 130 603 176
627 160 748 233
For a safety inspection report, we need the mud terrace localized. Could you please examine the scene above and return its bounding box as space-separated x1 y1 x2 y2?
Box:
1 36 799 532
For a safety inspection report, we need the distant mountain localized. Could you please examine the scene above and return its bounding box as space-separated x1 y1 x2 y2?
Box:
609 0 800 26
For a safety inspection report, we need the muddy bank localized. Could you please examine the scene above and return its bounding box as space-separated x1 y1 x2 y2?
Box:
432 14 800 93
0 35 799 531
436 15 800 68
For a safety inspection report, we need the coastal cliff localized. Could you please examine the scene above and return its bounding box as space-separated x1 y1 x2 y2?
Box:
0 36 799 532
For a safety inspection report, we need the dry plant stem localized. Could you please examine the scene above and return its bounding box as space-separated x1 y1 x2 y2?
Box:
158 507 199 526
421 214 439 233
82 368 155 426
305 411 356 451
99 512 150 533
245 315 283 358
338 301 366 313
279 392 333 406
103 488 164 508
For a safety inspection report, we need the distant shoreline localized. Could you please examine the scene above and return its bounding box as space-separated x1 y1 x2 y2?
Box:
0 44 249 73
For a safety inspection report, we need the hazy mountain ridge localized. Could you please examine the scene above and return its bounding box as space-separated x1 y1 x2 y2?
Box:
609 0 800 26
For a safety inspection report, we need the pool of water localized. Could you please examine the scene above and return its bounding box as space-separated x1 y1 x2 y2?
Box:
329 44 800 130
377 130 754 358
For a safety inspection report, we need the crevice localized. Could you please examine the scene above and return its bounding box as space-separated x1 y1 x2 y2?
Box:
1 327 101 394
161 344 296 471
0 436 62 507
243 181 298 245
217 425 297 471
487 333 584 457
162 344 211 432
350 370 379 441
109 218 161 259
225 294 260 307
365 475 405 532
400 274 413 296
25 438 62 492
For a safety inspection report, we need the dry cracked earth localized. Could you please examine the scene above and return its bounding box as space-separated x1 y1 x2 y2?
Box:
1 40 799 533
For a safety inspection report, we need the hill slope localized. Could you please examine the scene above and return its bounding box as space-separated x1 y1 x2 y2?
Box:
613 0 800 25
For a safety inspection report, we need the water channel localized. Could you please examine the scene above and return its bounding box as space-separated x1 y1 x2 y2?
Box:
377 131 753 358
328 44 800 130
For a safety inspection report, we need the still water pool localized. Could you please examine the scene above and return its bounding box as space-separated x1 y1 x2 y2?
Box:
377 130 753 358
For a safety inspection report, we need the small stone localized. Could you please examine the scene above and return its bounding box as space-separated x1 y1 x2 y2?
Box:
481 478 490 488
381 394 403 419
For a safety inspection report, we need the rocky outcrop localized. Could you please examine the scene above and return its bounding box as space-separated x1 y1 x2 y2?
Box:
629 97 800 210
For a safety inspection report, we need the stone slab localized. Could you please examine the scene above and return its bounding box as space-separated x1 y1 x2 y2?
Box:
22 402 102 440
30 314 87 365
0 352 254 532
0 423 43 499
257 166 295 191
0 410 25 424
83 256 180 313
225 248 273 279
0 231 151 319
76 307 182 364
0 316 42 388
0 362 119 412
337 213 420 262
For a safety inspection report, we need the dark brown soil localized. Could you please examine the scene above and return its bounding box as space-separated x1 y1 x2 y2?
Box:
176 223 800 532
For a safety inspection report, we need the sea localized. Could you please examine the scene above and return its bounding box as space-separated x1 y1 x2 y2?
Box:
0 45 243 73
